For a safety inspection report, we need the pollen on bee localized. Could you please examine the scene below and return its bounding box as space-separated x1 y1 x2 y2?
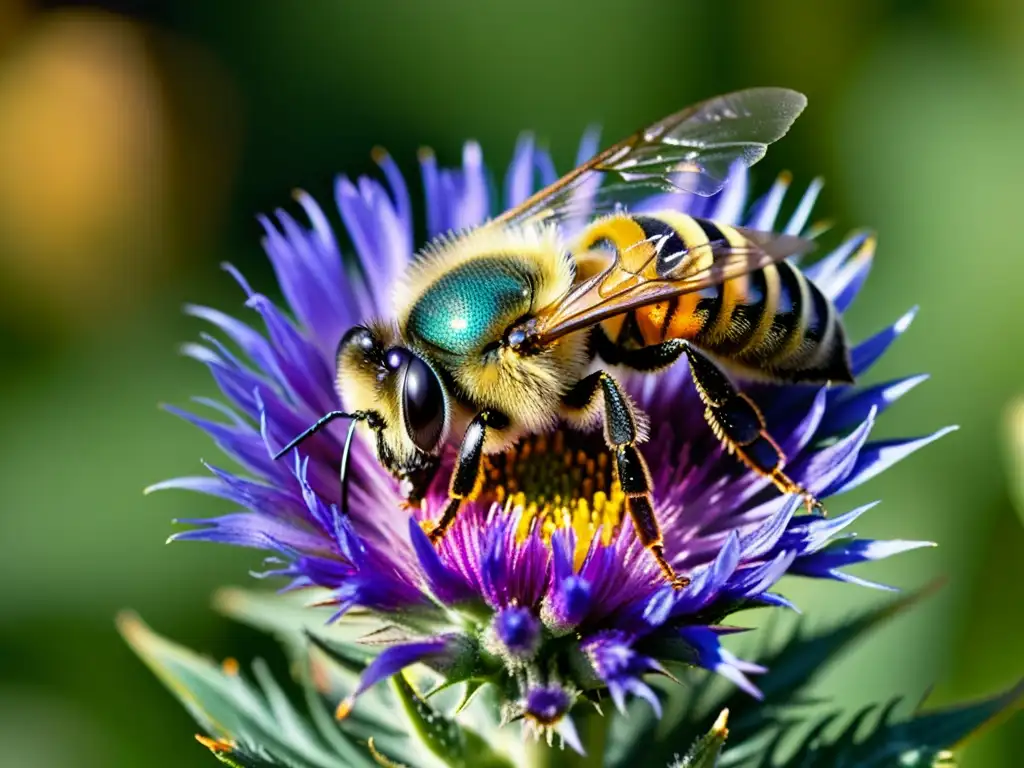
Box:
482 429 625 566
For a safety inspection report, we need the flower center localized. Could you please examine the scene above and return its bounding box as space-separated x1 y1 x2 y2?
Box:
479 429 625 566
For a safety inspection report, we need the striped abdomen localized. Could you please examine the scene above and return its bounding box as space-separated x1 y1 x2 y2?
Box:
576 211 853 383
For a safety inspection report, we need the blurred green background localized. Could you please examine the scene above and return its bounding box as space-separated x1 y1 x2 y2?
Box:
0 1 1021 765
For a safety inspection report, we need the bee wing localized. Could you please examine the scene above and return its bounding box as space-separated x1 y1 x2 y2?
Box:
495 88 807 227
529 227 815 344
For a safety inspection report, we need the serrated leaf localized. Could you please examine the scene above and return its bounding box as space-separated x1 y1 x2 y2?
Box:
760 680 1023 767
118 612 373 768
723 584 942 748
390 672 514 768
217 589 423 743
304 640 441 768
671 709 730 768
612 586 937 768
305 633 503 768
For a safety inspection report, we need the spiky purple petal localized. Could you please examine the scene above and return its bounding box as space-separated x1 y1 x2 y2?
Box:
676 625 766 698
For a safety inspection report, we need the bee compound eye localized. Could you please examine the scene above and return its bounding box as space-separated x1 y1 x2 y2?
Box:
402 354 446 452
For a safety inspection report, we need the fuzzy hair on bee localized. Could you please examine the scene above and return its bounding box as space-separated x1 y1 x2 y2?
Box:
393 223 592 451
394 223 573 316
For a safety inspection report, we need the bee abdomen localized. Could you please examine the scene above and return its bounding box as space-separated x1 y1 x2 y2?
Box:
733 260 807 366
769 277 853 383
683 224 852 384
703 260 851 383
577 211 853 383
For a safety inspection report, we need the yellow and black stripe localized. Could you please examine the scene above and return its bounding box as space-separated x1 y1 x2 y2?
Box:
575 211 853 384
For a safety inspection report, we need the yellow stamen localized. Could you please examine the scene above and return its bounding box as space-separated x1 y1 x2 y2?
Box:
474 429 624 564
601 482 624 547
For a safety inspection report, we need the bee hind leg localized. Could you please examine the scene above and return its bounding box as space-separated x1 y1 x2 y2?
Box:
681 342 824 515
422 409 509 545
563 370 689 589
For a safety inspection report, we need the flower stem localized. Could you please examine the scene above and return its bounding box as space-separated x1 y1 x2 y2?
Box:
525 709 608 768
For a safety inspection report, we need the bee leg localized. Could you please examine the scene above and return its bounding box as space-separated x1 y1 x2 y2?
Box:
593 331 688 372
681 343 824 515
422 409 509 545
563 371 689 589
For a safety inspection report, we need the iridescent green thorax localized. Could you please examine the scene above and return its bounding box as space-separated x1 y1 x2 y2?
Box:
405 257 533 356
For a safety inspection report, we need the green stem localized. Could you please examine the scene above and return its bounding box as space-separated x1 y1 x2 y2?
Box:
525 708 609 768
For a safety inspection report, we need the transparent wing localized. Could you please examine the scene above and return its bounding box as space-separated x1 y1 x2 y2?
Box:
528 227 815 344
496 88 807 228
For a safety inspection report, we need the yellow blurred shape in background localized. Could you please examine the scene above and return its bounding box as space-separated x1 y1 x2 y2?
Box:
0 10 167 329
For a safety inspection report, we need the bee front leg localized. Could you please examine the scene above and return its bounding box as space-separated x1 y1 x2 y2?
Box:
563 371 689 589
681 343 824 515
423 409 509 545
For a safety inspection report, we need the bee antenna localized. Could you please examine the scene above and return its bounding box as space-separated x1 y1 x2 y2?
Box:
339 418 360 516
273 410 361 460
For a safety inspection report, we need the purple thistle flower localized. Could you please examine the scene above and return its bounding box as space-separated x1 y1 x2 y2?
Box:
153 134 948 748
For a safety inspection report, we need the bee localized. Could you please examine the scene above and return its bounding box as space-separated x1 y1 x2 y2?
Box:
276 88 853 589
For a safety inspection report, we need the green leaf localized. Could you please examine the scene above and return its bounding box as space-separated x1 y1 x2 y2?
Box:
212 587 384 657
760 680 1023 767
671 709 730 768
118 612 374 768
200 738 281 767
611 586 938 768
302 629 507 768
214 588 425 749
390 672 514 768
214 586 452 642
723 584 943 750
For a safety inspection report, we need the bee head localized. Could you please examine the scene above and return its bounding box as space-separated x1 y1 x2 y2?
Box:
336 324 448 492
